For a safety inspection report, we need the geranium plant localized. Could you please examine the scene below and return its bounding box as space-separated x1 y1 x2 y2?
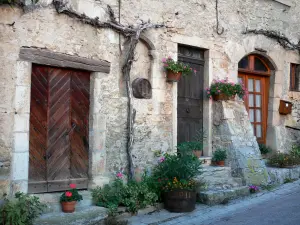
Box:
162 177 197 192
206 77 247 99
60 184 83 202
162 57 196 76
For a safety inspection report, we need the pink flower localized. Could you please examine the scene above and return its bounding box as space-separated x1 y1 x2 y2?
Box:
168 56 172 59
218 90 221 93
116 172 123 178
159 157 165 163
70 183 76 189
162 58 167 63
65 191 72 197
194 69 197 73
207 91 210 94
164 64 168 67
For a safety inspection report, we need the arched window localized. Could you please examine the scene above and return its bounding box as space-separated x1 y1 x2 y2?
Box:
238 55 270 75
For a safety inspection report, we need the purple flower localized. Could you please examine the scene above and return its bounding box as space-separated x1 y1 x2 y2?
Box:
162 58 167 63
159 157 165 163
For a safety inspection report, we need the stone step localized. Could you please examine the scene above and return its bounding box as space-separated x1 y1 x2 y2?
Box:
197 166 244 191
198 186 250 206
34 206 107 225
32 191 93 213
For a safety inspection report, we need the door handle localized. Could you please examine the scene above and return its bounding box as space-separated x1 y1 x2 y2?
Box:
186 108 190 113
65 123 76 137
43 153 51 160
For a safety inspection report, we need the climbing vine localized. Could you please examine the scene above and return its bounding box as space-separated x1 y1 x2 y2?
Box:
243 29 300 53
52 0 164 180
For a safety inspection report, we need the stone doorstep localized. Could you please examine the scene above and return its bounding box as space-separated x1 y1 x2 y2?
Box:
32 191 93 213
198 186 250 206
199 156 212 166
34 203 164 225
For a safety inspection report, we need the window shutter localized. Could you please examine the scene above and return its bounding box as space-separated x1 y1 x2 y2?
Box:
296 65 300 91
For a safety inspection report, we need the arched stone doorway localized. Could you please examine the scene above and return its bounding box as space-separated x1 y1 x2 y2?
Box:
238 53 276 144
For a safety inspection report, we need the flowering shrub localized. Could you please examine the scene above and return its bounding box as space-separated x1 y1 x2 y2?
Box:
162 177 197 192
267 152 300 168
249 185 259 193
91 172 158 213
60 184 83 202
162 57 196 76
206 78 247 99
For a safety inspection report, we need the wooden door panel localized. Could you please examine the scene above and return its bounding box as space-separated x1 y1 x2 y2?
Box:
177 52 204 145
29 65 90 193
70 71 90 181
47 68 72 184
29 66 49 193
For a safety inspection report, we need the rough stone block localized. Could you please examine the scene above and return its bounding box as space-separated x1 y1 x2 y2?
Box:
13 114 30 132
11 152 29 180
16 61 31 87
15 86 30 113
198 186 250 206
13 132 29 152
10 180 28 195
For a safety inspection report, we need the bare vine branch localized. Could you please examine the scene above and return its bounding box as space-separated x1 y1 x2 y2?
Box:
53 0 165 180
243 29 300 52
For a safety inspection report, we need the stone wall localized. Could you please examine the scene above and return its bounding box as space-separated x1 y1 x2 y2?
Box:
212 101 269 185
1 0 300 195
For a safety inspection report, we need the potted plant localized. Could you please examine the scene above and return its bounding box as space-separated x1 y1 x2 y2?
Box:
206 77 247 101
212 149 227 166
258 144 272 159
152 153 202 212
162 56 196 82
60 184 83 213
177 142 203 158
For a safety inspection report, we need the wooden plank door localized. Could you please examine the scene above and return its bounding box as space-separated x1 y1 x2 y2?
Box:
238 73 269 144
177 46 205 144
29 65 90 193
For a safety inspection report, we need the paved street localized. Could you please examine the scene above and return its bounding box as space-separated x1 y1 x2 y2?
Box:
129 180 300 225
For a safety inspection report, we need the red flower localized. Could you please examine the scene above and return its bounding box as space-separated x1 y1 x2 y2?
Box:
65 191 72 197
70 183 76 189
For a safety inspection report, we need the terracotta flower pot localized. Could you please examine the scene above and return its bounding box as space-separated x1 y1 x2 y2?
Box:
193 150 203 158
212 93 235 101
61 201 77 213
166 70 182 82
216 160 225 167
164 190 196 213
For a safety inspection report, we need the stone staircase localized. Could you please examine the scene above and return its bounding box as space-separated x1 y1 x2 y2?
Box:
196 165 250 205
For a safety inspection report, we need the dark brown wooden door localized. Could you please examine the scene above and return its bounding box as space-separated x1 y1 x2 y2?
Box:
29 65 90 193
177 45 205 144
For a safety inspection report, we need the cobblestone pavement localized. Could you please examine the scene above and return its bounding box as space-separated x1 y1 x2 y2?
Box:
128 180 300 225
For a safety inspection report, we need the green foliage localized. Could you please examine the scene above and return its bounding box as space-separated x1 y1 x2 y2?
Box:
60 184 83 202
162 57 195 76
206 77 247 99
290 145 300 158
92 178 158 214
177 142 203 156
267 152 300 168
284 178 297 184
0 192 46 225
212 149 227 162
152 154 202 182
259 144 272 155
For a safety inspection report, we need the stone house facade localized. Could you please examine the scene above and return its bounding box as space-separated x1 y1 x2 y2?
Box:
0 0 300 196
